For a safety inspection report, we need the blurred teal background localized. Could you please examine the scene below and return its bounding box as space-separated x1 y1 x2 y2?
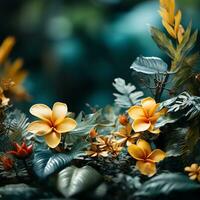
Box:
0 0 199 113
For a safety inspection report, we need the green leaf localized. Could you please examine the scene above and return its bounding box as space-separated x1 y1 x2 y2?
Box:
57 165 102 197
33 145 84 179
177 21 192 54
113 78 143 108
70 110 101 136
130 56 168 74
134 173 200 199
150 26 175 58
183 30 198 56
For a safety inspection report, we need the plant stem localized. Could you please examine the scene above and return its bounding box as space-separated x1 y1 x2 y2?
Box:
155 73 169 102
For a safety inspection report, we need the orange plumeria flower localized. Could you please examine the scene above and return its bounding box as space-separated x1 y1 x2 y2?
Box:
159 0 184 43
128 139 166 176
185 163 200 182
128 97 166 134
27 102 77 148
118 114 129 126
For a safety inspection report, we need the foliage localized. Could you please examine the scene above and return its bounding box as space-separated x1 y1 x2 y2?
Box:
57 165 102 197
130 56 168 74
134 173 200 199
113 78 143 108
0 0 200 199
33 143 86 179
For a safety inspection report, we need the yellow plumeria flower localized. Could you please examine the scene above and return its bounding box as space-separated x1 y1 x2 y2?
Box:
27 102 77 148
128 139 166 176
185 163 200 182
128 97 166 134
159 0 184 43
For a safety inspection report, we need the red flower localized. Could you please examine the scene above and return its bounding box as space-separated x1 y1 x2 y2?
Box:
0 155 14 171
7 142 33 159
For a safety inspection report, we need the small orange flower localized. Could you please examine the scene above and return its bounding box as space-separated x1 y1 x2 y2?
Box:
27 102 77 148
185 163 200 182
7 142 33 159
128 97 166 134
128 139 166 176
86 135 122 158
86 144 109 157
0 155 14 171
114 123 140 146
89 128 98 138
159 0 184 43
118 114 129 126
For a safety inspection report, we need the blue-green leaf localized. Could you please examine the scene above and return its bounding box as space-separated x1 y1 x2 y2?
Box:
57 165 102 197
33 145 84 179
130 56 168 74
134 173 200 199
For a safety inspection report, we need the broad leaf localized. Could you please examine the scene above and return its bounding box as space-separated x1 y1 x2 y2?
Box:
33 146 84 179
134 173 200 199
57 165 102 197
130 56 168 74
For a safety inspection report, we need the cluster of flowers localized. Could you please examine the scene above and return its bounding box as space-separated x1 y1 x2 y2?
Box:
26 97 167 176
0 0 199 184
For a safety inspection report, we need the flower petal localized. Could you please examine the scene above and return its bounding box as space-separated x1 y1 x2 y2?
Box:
184 166 192 172
136 160 156 176
137 139 152 157
52 102 68 125
27 120 52 135
132 118 151 132
190 174 197 180
162 20 176 38
149 113 161 124
30 104 52 122
175 10 181 34
168 0 175 24
147 149 166 163
44 132 61 148
148 124 160 134
128 106 145 120
141 97 157 116
55 117 77 133
191 163 199 171
159 8 170 24
128 144 145 160
126 123 132 135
